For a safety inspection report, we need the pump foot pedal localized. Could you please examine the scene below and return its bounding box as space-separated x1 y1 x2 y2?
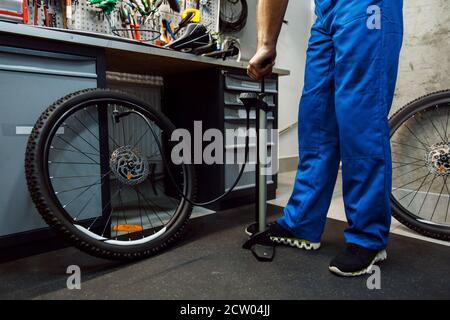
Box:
243 229 275 262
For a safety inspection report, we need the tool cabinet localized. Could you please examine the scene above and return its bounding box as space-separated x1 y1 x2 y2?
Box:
0 39 104 244
164 68 278 210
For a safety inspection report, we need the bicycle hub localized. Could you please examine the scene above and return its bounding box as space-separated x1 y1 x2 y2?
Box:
426 142 450 177
110 145 149 186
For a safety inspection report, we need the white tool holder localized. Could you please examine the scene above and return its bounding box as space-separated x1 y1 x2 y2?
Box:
184 0 220 32
25 0 220 42
26 1 63 28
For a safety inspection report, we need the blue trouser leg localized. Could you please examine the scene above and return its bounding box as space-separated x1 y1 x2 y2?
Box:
278 11 340 243
279 0 403 250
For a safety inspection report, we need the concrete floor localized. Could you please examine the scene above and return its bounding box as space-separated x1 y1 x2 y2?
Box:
269 170 450 247
1 171 449 300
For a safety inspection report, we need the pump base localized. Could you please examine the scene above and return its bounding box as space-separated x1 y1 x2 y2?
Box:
242 229 275 262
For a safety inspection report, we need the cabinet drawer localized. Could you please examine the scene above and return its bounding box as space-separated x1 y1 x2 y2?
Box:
224 121 275 147
224 91 276 107
224 147 275 191
224 73 277 93
0 46 98 237
0 46 97 78
224 106 274 120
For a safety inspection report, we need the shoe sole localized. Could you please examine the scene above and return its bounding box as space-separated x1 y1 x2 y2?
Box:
328 250 387 277
245 228 255 237
245 224 270 237
270 236 321 250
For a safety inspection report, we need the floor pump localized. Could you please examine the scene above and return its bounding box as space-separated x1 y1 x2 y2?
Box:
240 78 275 262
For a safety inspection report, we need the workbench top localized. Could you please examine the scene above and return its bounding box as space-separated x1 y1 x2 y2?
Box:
0 21 290 77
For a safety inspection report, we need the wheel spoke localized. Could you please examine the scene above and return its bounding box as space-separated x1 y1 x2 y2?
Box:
435 106 448 142
406 174 433 207
423 111 446 143
413 115 434 147
60 170 111 209
64 123 100 153
136 189 145 238
118 186 128 226
391 140 427 152
393 165 427 181
87 184 122 231
443 177 450 223
56 135 100 165
49 161 99 165
51 174 103 179
404 123 430 150
55 182 102 195
391 151 424 162
416 175 437 214
430 177 446 221
85 107 121 148
50 146 101 157
392 159 424 169
393 172 430 200
135 187 170 225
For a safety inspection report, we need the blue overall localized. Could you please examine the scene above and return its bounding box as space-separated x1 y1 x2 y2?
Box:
278 0 403 250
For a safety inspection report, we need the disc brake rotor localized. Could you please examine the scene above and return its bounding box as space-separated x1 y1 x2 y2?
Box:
425 142 450 177
110 145 149 186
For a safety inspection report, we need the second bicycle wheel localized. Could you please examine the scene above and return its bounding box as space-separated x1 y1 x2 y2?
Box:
390 89 450 240
25 89 196 260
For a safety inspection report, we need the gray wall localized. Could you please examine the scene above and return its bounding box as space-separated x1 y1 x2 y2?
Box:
235 0 450 160
231 0 313 159
393 0 450 113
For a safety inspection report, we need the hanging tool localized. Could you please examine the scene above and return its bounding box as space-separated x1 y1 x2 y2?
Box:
32 0 49 27
65 0 72 28
0 0 28 23
130 14 141 40
88 0 117 15
119 2 133 38
43 0 49 26
197 0 210 21
33 0 41 25
160 18 176 45
141 0 150 13
163 18 176 39
174 9 194 34
181 7 200 23
152 0 163 9
166 0 180 12
49 11 57 27
242 77 275 262
130 0 146 16
165 23 209 51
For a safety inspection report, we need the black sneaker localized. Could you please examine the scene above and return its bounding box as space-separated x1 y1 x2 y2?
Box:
329 244 387 277
269 222 321 250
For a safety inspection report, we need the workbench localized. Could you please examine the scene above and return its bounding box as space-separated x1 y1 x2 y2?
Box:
0 21 289 257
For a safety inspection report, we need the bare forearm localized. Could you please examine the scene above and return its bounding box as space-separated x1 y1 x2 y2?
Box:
257 0 289 49
248 0 289 79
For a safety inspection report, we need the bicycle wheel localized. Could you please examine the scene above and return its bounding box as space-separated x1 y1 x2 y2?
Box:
25 89 196 260
390 89 450 240
219 0 248 33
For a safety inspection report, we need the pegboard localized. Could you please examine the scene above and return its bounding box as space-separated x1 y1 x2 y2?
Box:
73 1 112 34
26 0 63 28
25 1 221 43
186 0 220 33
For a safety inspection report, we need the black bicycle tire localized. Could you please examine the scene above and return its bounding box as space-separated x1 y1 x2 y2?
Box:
167 0 181 13
389 88 450 241
219 0 248 33
25 89 197 260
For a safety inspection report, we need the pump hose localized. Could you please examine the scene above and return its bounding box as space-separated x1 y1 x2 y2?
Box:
129 105 252 206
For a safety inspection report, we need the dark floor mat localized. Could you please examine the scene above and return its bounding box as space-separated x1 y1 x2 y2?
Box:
0 204 449 299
